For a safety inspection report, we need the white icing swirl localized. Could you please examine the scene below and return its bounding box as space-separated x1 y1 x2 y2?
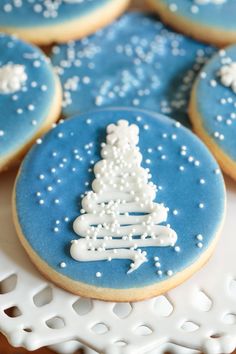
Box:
0 64 27 94
70 120 177 274
219 62 236 94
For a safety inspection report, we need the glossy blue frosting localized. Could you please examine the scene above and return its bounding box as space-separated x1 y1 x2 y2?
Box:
51 13 215 127
153 0 236 30
15 108 225 290
0 33 56 163
0 0 110 27
194 45 236 162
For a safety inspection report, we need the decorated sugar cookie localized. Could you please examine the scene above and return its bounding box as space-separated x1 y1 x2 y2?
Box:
148 0 236 46
51 13 215 126
0 0 130 45
13 108 226 302
189 45 236 180
0 33 62 172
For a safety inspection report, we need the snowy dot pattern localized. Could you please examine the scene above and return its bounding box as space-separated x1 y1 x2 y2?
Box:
51 13 215 126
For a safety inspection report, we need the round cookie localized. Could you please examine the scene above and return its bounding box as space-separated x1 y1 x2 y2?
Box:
13 108 226 302
51 13 215 127
0 33 62 172
148 0 236 47
0 0 130 45
189 45 236 181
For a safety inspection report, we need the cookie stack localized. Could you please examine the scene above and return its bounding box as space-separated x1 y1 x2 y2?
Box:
0 0 233 302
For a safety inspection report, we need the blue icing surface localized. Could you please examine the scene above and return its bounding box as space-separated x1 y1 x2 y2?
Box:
15 108 225 289
0 33 56 163
0 0 110 27
153 0 236 30
51 13 215 127
194 45 236 162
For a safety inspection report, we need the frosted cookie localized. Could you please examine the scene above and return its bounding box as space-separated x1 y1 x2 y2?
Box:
0 0 130 45
51 13 215 126
148 0 236 47
189 46 236 181
0 34 62 172
13 108 226 302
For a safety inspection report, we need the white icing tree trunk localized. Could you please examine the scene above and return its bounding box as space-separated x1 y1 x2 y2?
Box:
70 120 177 274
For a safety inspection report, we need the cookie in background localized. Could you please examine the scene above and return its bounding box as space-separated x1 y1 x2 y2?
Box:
147 0 236 47
0 0 130 45
189 45 236 181
0 33 62 172
51 13 216 127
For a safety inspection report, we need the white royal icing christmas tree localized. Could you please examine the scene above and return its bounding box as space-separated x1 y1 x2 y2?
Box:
70 120 177 274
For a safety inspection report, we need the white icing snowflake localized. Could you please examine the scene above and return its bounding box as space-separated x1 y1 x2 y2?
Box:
195 0 226 4
219 62 236 94
106 120 139 147
0 64 27 94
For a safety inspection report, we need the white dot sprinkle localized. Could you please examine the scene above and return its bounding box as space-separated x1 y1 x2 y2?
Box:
196 234 203 241
169 3 177 11
174 246 180 252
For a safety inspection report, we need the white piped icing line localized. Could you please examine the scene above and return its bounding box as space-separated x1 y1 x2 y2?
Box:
194 0 226 4
70 120 177 274
0 64 27 94
219 62 236 94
